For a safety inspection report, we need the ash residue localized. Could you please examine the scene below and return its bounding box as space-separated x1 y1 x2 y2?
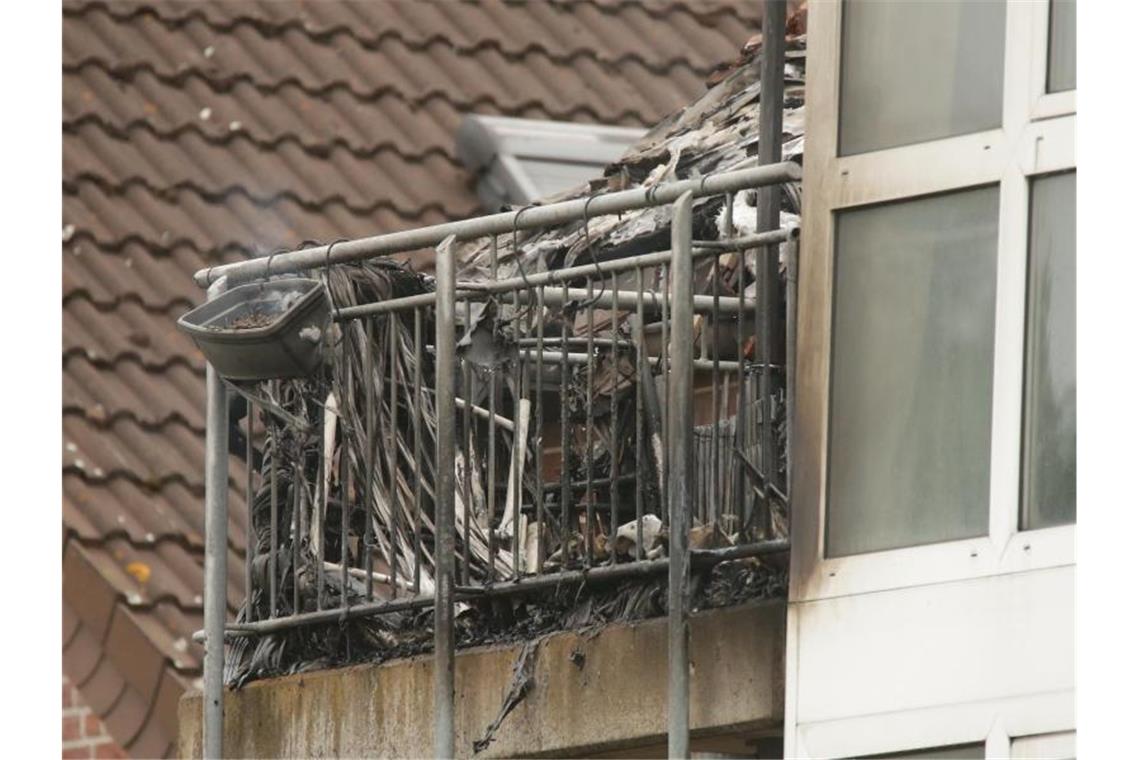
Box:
226 557 786 689
696 556 789 609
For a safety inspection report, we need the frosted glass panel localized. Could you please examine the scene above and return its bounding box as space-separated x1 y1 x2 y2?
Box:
1048 0 1077 92
1023 172 1076 529
839 0 1006 155
827 187 999 557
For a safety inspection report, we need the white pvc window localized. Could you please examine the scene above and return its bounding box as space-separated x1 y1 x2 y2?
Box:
838 0 1006 155
1022 171 1076 530
794 0 1077 597
1047 0 1077 93
789 1 1077 755
828 187 999 556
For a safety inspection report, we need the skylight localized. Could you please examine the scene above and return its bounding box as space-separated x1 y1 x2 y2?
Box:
456 115 645 211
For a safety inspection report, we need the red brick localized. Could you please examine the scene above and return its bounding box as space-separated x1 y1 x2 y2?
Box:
62 748 90 760
84 713 104 739
63 714 82 742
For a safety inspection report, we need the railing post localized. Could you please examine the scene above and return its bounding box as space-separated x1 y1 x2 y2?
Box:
667 191 695 758
756 0 788 536
434 235 458 759
202 276 229 759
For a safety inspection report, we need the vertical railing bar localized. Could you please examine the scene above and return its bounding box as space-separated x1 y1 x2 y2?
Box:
535 285 546 570
487 371 499 583
712 234 722 533
490 233 499 277
701 431 709 524
245 398 256 623
609 272 619 565
376 312 388 594
340 342 350 610
696 430 704 525
488 236 499 584
662 261 670 512
667 191 694 758
705 431 712 524
511 290 522 578
585 280 595 569
413 308 424 595
292 460 302 617
732 190 745 536
463 301 474 585
758 0 787 541
487 365 498 583
316 375 326 612
202 275 229 760
559 283 571 567
389 315 400 595
635 267 646 560
433 236 458 759
268 394 279 619
339 391 348 610
365 319 376 602
520 355 532 575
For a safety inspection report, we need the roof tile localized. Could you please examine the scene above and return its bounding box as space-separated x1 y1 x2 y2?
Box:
63 602 106 687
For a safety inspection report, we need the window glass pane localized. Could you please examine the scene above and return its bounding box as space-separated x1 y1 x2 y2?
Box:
1023 172 1076 529
855 742 986 760
839 0 1006 155
1011 730 1076 760
828 187 999 557
1048 0 1077 93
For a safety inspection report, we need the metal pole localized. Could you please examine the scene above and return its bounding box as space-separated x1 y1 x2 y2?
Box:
202 276 229 759
757 0 787 538
193 164 801 287
433 236 458 759
667 191 694 759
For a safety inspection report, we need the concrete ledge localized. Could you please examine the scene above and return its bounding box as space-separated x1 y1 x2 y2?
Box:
179 601 785 758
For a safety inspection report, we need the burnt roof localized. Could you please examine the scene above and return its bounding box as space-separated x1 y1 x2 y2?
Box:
61 0 767 754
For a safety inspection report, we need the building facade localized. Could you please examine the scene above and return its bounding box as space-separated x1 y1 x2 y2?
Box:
786 1 1076 756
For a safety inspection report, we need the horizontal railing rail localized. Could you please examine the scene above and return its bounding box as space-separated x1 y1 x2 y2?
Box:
193 162 801 288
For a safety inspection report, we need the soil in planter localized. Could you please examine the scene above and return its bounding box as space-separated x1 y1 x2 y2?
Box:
213 308 279 331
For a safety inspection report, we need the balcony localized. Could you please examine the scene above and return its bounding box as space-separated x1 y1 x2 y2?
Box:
181 159 800 755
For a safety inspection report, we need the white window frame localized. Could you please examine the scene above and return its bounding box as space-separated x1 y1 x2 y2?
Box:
1030 0 1077 120
791 0 1076 604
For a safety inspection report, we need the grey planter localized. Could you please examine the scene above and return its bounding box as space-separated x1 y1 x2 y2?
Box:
177 277 331 381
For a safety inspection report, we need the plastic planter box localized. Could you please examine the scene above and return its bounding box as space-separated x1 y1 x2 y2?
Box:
177 277 331 381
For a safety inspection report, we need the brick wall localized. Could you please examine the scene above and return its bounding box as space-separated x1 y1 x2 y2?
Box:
62 674 126 759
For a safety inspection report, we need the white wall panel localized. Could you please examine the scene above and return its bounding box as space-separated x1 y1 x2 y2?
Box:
796 568 1073 725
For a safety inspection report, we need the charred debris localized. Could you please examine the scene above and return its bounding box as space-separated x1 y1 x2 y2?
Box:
225 33 805 689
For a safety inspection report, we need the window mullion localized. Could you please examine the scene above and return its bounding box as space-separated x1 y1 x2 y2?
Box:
989 170 1031 547
1002 0 1037 134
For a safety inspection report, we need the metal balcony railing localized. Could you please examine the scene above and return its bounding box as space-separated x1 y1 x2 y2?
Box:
190 156 799 756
